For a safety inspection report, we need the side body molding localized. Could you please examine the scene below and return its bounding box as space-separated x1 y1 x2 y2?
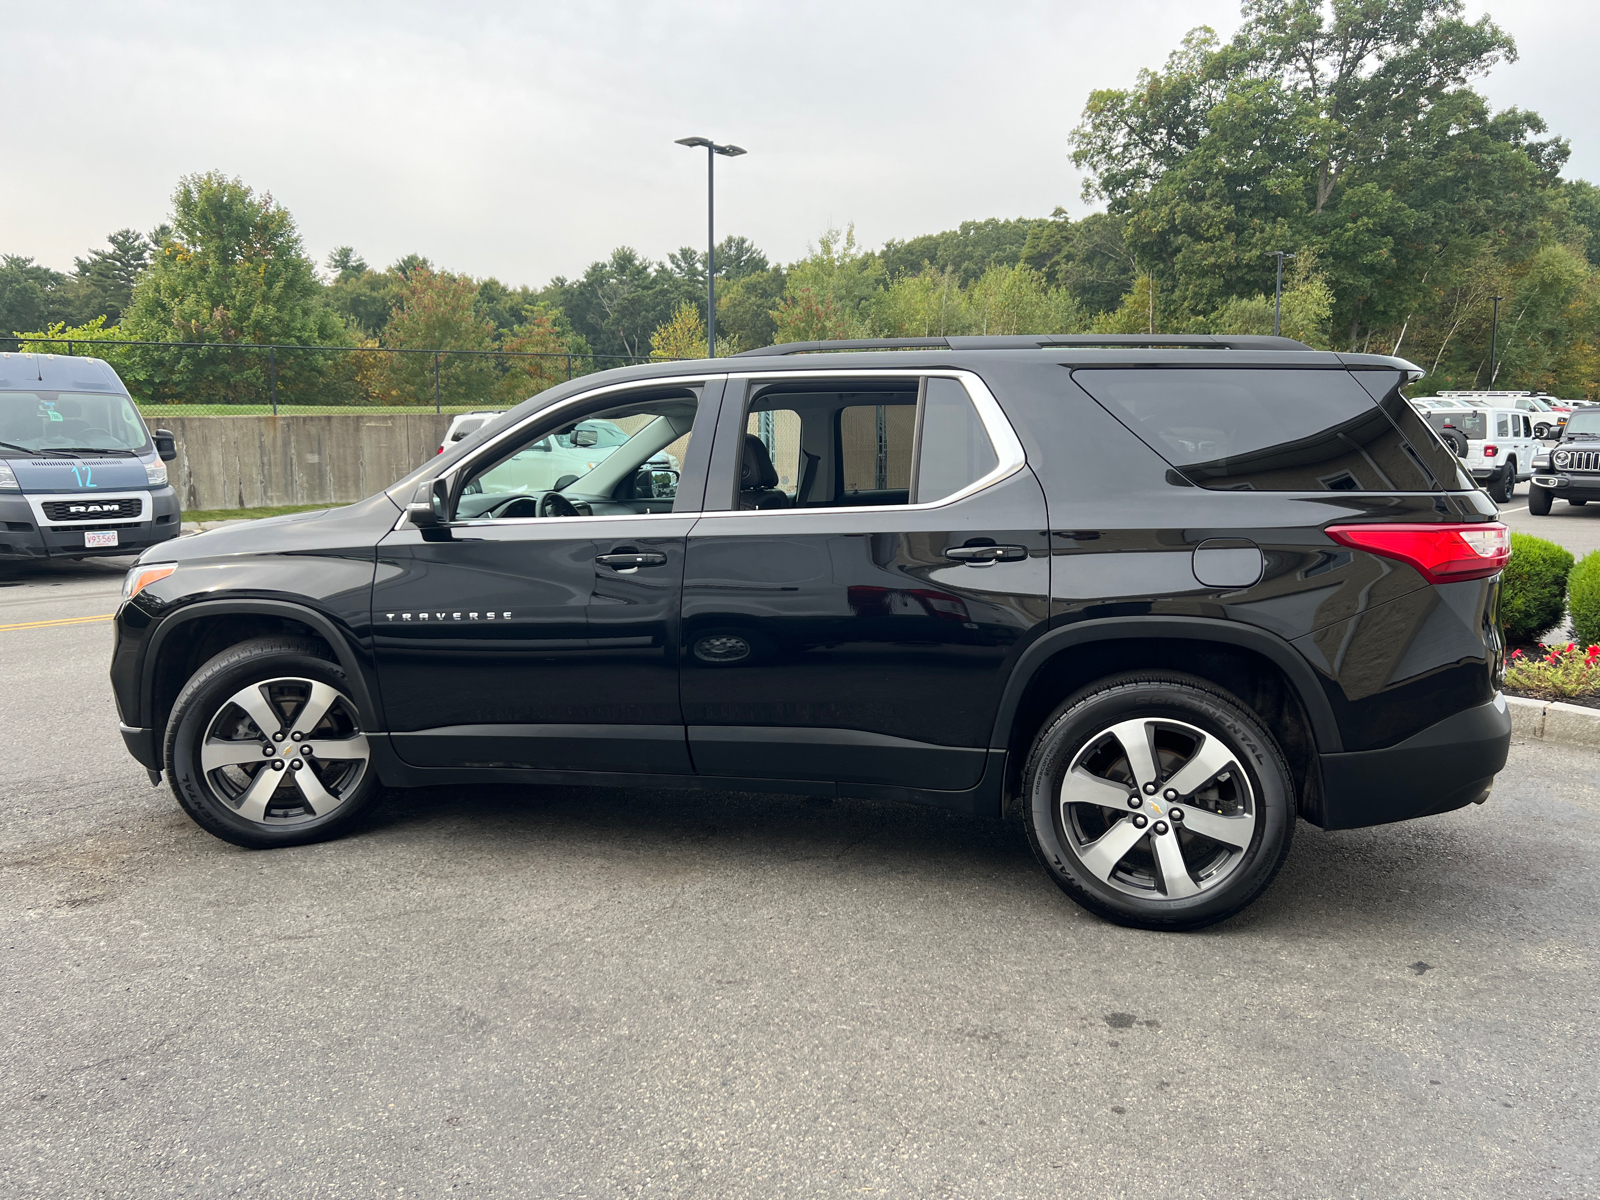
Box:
139 598 382 735
987 615 1343 753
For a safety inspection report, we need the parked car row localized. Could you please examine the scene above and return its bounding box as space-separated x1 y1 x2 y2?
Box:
1407 389 1600 504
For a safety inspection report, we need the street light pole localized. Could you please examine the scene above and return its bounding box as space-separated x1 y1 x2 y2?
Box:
1270 251 1295 337
1490 294 1504 385
676 136 747 358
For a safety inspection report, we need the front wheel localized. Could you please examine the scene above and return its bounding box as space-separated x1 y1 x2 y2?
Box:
1528 483 1553 515
1020 673 1295 931
164 637 382 849
1535 422 1552 440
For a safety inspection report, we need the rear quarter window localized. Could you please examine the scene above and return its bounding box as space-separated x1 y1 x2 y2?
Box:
1073 367 1443 492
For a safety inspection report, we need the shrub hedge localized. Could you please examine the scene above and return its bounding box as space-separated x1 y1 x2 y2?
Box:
1569 550 1600 648
1501 533 1574 644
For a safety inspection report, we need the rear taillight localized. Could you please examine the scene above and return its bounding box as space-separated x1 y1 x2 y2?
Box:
1483 444 1498 458
1324 523 1510 585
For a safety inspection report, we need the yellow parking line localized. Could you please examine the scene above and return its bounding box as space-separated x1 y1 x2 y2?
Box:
0 613 116 632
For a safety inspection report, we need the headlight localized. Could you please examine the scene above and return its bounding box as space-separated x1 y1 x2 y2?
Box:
1553 450 1571 467
122 563 177 601
0 460 17 492
144 460 168 486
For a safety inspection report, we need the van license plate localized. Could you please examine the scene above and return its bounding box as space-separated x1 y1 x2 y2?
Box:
84 531 119 548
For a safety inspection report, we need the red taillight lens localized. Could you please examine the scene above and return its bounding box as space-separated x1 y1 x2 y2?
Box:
1324 523 1510 585
1483 444 1498 458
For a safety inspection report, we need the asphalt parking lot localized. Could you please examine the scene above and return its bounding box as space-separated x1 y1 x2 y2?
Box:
3 539 1597 1199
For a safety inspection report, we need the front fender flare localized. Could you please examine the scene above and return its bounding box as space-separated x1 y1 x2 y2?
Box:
139 598 381 734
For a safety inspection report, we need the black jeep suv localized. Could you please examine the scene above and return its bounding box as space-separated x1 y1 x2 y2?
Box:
111 335 1512 929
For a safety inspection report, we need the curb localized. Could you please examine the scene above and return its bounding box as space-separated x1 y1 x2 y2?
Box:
1506 694 1600 748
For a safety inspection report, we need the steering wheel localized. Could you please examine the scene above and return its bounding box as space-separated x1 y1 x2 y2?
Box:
539 491 580 518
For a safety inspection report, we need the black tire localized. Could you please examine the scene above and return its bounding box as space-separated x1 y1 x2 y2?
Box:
1439 429 1469 458
1535 423 1552 440
1494 460 1517 503
1020 672 1294 931
164 637 382 849
1528 483 1553 515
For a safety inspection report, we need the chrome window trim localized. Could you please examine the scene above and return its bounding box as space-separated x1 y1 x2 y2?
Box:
388 373 722 533
694 368 1025 518
386 367 1027 532
25 489 151 527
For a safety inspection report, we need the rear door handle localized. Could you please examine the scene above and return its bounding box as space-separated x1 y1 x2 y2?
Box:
596 551 668 569
944 544 1027 564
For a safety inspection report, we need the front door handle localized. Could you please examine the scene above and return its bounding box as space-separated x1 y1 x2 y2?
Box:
944 544 1027 564
596 551 668 569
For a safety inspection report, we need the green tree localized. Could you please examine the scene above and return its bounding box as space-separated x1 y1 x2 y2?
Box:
715 266 786 352
879 218 1042 285
121 171 346 405
650 301 708 360
1069 2 1561 345
325 246 368 281
1021 209 1138 316
0 255 65 341
374 269 495 407
772 226 882 343
57 229 153 325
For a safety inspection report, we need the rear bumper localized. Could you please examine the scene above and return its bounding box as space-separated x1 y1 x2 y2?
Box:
0 489 180 558
1315 694 1510 831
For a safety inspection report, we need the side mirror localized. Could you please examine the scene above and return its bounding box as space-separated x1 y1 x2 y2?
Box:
571 426 599 448
553 473 580 491
636 468 679 498
153 428 177 462
407 479 450 528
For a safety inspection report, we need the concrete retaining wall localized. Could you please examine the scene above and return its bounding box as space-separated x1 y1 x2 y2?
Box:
161 412 450 510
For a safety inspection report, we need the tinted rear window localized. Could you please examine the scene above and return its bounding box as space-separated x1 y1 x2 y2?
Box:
1354 371 1476 490
1073 368 1441 492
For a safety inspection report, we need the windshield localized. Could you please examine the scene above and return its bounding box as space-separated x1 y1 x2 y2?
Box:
0 390 151 455
1564 411 1600 437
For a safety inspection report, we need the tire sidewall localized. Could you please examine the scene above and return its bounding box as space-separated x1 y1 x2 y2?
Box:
1024 676 1293 929
166 645 378 848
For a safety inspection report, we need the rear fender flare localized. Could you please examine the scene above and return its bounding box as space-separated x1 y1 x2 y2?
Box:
990 616 1341 753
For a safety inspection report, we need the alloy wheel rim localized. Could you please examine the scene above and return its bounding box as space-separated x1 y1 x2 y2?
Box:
1058 717 1257 900
199 676 370 825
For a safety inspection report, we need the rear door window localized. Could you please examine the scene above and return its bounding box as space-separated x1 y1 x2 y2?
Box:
1073 368 1442 492
913 377 999 502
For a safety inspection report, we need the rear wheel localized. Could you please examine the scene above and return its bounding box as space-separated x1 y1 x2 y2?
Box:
1494 460 1517 503
1020 673 1294 931
1528 483 1553 515
164 637 382 849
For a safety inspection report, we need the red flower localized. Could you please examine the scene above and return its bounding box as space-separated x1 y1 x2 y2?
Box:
1511 648 1524 659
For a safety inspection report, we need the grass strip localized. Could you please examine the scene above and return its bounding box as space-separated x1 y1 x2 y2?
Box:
184 503 334 523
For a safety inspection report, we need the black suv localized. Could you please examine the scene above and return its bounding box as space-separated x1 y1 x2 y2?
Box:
111 335 1512 930
1530 406 1600 513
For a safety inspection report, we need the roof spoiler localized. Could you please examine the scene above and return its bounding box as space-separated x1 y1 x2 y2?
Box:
734 334 1315 356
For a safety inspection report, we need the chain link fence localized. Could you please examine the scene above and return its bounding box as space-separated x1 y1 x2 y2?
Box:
1 335 658 418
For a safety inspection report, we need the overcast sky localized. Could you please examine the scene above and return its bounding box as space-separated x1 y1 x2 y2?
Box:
3 0 1595 289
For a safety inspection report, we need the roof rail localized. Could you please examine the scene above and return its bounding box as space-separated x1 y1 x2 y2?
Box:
733 334 1314 356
